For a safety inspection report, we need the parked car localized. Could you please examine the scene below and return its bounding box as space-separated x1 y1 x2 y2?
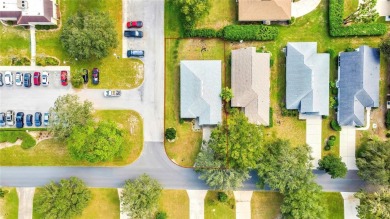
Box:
82 69 89 83
35 112 42 127
26 114 33 126
16 112 24 128
15 72 23 86
124 30 143 38
4 71 13 86
43 113 49 126
34 72 41 86
24 73 32 87
42 72 49 86
61 71 68 86
127 21 143 28
104 90 121 97
6 110 15 126
92 68 99 85
0 73 3 86
0 112 6 127
127 50 144 58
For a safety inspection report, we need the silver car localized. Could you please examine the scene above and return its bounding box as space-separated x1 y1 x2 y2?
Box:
4 71 13 86
42 72 49 86
15 72 23 86
6 110 15 126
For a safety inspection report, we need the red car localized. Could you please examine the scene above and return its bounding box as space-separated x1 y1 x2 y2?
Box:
127 21 143 28
33 72 41 86
61 71 68 86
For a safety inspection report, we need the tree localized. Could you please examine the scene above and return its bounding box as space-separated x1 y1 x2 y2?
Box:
121 174 162 219
175 0 210 30
318 154 348 179
343 0 379 25
165 127 176 141
220 87 233 102
67 121 124 163
355 187 390 219
60 12 118 60
35 177 91 219
49 94 93 141
356 140 390 185
71 69 84 88
380 36 390 58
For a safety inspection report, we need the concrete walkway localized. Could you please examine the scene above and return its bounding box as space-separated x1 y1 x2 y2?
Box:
187 190 208 219
305 116 322 168
117 189 129 219
341 192 359 219
233 191 253 219
340 127 357 170
356 108 371 131
292 0 322 17
16 187 35 219
29 26 36 66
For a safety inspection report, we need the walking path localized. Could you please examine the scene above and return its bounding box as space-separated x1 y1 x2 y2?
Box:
305 116 322 168
234 191 253 219
341 192 359 219
29 26 36 66
187 190 207 219
340 127 358 170
16 187 35 219
291 0 322 17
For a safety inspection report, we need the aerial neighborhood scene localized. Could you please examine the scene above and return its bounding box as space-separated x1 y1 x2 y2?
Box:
1 0 390 218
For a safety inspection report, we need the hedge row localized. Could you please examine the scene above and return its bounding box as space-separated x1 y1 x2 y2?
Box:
329 0 387 36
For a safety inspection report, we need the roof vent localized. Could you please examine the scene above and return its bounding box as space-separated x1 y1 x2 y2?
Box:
17 0 28 9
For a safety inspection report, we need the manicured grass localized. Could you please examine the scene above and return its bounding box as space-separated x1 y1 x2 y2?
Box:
0 131 37 149
164 0 183 38
251 192 283 219
0 188 19 219
204 191 235 219
158 190 189 219
321 192 344 219
321 117 341 158
0 24 30 66
343 0 359 18
195 0 237 30
0 110 143 166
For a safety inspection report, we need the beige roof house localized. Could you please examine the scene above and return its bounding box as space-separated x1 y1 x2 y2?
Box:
231 47 270 126
238 0 291 22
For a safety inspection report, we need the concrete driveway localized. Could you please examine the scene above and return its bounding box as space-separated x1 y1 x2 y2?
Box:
187 190 207 219
291 0 321 17
340 127 357 170
341 192 359 219
16 187 35 219
306 116 322 168
233 191 253 219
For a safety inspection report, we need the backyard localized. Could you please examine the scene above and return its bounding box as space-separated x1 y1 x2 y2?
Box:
0 188 18 219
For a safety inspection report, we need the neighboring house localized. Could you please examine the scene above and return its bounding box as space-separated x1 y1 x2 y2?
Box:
337 46 380 127
375 0 390 21
231 47 270 126
0 0 58 26
180 60 222 126
237 0 291 22
286 42 330 117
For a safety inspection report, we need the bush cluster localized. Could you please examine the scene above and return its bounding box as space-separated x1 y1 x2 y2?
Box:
11 57 30 66
222 25 279 41
217 192 228 202
325 135 337 151
186 29 220 38
36 56 59 66
156 212 167 219
35 25 58 30
385 110 390 129
329 0 387 36
330 120 342 131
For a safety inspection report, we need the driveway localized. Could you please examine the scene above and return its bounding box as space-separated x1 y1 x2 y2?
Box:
341 192 359 219
306 116 322 168
16 187 35 219
187 190 207 219
233 191 253 219
340 127 357 170
291 0 322 17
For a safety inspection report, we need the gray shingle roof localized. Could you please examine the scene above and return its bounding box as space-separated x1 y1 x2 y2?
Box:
337 46 380 126
180 60 222 126
231 47 270 126
286 42 330 116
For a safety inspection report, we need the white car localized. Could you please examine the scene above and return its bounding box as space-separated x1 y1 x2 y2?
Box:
4 71 13 86
15 72 23 86
42 72 49 86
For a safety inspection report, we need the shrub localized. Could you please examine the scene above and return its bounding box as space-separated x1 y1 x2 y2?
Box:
322 115 329 119
326 49 336 58
35 25 58 30
222 25 279 41
0 131 36 149
330 120 342 131
329 135 336 141
186 28 217 38
327 139 335 147
11 57 30 66
385 110 390 129
156 212 167 219
71 69 84 88
218 192 228 202
165 127 177 141
270 58 274 67
36 56 59 66
179 119 184 124
268 107 273 128
325 145 331 151
386 132 390 138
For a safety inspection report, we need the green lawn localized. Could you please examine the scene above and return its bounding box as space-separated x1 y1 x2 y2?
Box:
321 192 344 219
343 0 359 18
0 110 143 166
251 192 284 219
158 190 189 219
164 0 183 38
0 188 19 219
205 191 235 219
0 25 30 65
195 0 237 30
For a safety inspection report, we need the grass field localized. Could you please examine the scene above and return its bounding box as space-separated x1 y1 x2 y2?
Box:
158 190 190 219
321 192 344 219
0 110 143 166
0 188 19 219
251 192 284 219
195 0 237 30
204 191 235 219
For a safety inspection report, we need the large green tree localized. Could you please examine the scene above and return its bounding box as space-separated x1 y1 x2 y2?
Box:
318 154 348 179
121 174 162 219
67 121 124 163
175 0 210 30
355 187 390 219
380 36 390 58
49 94 93 141
35 177 91 219
343 0 379 25
60 12 118 60
356 140 390 185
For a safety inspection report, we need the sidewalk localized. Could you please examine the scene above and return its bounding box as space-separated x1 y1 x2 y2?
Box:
234 191 253 219
341 192 359 219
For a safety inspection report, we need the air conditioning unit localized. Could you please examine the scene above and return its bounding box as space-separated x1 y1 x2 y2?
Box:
17 0 28 9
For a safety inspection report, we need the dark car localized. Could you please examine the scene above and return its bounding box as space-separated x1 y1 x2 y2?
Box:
24 73 31 87
61 71 68 86
0 73 3 86
26 114 33 126
0 112 5 127
34 72 41 86
127 50 144 58
35 112 42 127
82 69 89 83
127 21 143 28
92 68 99 85
16 112 24 128
124 30 143 38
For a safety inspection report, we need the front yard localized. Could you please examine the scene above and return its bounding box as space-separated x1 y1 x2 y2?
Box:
158 190 190 219
0 188 18 219
204 191 236 219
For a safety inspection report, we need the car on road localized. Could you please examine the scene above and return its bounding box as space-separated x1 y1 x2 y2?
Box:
127 50 144 58
104 90 121 97
26 114 33 126
34 72 41 86
0 73 3 86
4 71 13 86
61 71 68 86
92 68 99 85
15 72 23 86
6 110 15 126
127 21 143 28
35 112 42 127
43 113 49 126
124 30 143 38
16 112 24 128
24 73 32 87
0 112 6 127
42 72 49 86
82 69 88 83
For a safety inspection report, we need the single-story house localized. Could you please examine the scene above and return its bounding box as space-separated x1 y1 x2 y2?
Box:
180 60 222 126
286 42 330 117
337 46 380 127
237 0 291 22
231 47 270 126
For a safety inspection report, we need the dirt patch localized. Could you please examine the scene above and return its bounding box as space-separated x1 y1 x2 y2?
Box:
128 115 139 135
0 139 23 149
27 131 52 143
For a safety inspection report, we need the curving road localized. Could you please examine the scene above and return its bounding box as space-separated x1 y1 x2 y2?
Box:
0 0 366 192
